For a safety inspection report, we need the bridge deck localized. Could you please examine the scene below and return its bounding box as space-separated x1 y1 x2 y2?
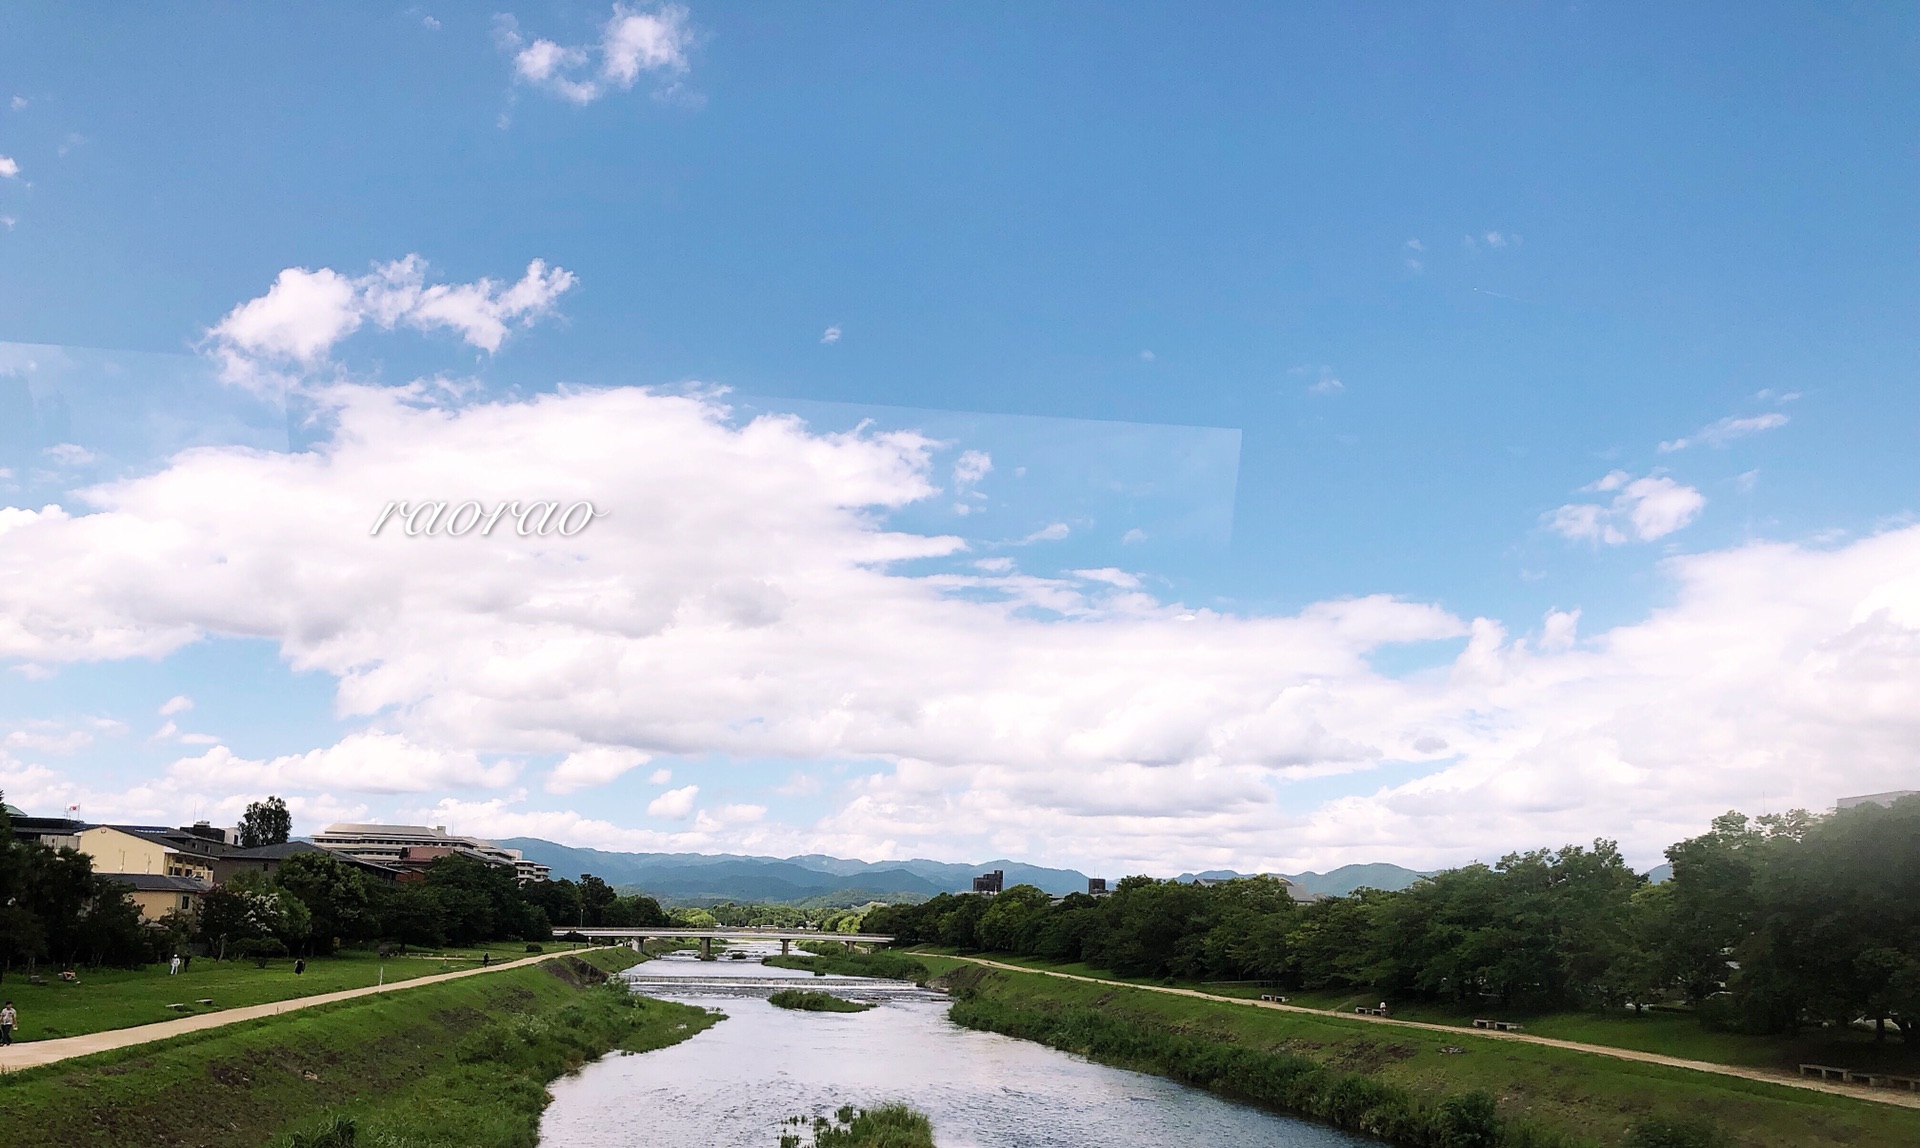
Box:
552 927 895 943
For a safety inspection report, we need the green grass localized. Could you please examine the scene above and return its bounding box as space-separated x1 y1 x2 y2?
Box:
767 989 874 1013
0 948 719 1148
920 956 1920 1148
781 1104 936 1148
0 942 579 1044
908 948 1920 1076
764 950 930 982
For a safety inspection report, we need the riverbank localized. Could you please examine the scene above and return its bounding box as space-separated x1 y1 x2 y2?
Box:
0 949 718 1148
922 956 1920 1148
0 943 549 1046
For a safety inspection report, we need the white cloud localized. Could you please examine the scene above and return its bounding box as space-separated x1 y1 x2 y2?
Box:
1485 231 1507 248
8 377 1920 872
1548 471 1705 545
1022 522 1071 543
1121 528 1148 545
158 694 194 716
1074 568 1142 590
42 443 96 466
0 156 17 179
820 325 842 345
647 784 699 819
4 725 93 755
207 256 574 389
167 733 516 795
1405 238 1424 251
8 97 25 111
1308 374 1344 396
647 767 672 785
547 746 652 793
498 4 692 106
1658 412 1789 453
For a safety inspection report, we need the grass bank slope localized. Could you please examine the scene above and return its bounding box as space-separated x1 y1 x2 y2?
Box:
0 949 717 1148
0 943 548 1044
925 958 1920 1148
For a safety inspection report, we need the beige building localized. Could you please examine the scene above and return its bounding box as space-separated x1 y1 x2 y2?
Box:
114 873 212 921
76 825 217 883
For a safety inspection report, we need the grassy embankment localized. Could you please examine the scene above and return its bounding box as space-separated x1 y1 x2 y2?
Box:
0 948 719 1148
914 949 1920 1078
781 1104 935 1148
767 989 874 1013
919 955 1920 1148
762 949 930 982
0 942 582 1044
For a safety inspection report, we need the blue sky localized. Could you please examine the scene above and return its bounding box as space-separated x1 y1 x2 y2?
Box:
0 4 1916 873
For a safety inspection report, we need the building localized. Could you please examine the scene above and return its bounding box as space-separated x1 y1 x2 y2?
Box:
1837 791 1919 811
1087 878 1108 896
207 840 399 886
312 823 551 883
75 825 223 883
7 810 86 852
112 873 213 921
972 869 1005 895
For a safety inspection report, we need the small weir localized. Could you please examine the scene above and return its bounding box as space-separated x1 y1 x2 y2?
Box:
539 943 1373 1147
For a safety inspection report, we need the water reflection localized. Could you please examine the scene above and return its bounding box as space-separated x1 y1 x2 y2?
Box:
540 946 1370 1148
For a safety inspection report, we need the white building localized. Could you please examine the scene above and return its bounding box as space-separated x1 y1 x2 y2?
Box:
312 823 551 883
1837 791 1919 811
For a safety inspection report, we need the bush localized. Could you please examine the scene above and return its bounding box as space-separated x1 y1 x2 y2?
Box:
524 943 544 954
1435 1092 1502 1148
768 989 874 1013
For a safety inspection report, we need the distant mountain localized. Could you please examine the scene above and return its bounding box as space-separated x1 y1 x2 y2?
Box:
1644 863 1672 885
499 839 1092 903
1176 863 1430 896
502 838 1427 905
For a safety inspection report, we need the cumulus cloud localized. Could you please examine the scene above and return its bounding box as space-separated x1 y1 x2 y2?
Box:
547 746 652 794
0 156 18 179
159 695 194 716
167 733 516 795
497 4 692 106
820 325 842 344
1548 471 1704 545
1659 412 1789 453
647 784 699 819
5 378 1920 872
206 256 574 390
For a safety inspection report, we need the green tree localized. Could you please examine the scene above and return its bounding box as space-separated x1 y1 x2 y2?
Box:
273 850 373 953
238 796 293 848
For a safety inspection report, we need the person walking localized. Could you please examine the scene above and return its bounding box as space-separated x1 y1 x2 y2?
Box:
169 954 182 976
1 1000 16 1046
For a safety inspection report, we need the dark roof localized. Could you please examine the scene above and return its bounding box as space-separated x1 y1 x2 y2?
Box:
108 873 212 894
222 840 402 878
10 816 86 838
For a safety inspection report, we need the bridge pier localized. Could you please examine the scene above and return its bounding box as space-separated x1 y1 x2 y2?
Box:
700 937 712 959
781 939 791 956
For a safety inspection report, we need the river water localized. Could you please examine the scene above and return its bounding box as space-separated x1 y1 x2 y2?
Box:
538 945 1372 1148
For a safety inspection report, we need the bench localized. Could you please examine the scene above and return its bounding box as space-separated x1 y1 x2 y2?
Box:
1800 1064 1918 1089
1354 1006 1389 1017
1472 1019 1525 1031
1258 994 1289 1003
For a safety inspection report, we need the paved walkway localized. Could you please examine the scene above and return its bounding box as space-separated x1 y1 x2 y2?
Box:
0 945 615 1073
947 956 1920 1111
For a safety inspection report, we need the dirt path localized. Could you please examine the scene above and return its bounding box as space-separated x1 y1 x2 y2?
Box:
947 955 1920 1111
0 945 619 1073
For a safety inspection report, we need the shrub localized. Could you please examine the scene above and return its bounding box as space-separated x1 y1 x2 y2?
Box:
1435 1092 1501 1148
233 937 290 968
524 942 544 954
768 989 874 1013
282 1114 358 1148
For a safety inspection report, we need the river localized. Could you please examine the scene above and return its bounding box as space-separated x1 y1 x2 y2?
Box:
538 944 1374 1148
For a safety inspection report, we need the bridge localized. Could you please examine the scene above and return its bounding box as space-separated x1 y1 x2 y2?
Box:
553 926 896 959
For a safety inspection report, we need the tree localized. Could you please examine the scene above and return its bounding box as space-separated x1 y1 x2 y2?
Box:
273 851 372 953
199 872 310 958
239 796 293 848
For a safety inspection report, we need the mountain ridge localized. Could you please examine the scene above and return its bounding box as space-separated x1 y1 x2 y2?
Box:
500 838 1430 904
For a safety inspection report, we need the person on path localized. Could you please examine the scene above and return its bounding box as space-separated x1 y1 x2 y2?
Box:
482 952 490 967
169 954 181 976
1 1001 16 1046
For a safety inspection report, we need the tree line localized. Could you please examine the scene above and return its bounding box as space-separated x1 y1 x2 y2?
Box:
867 797 1920 1039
